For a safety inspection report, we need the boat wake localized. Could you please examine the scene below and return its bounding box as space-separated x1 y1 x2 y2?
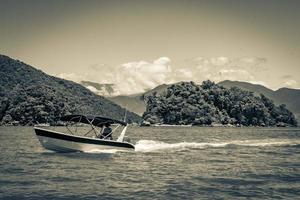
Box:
83 149 124 154
78 139 299 154
134 139 300 152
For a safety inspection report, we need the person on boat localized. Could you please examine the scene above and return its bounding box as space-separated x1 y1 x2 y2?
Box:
100 123 113 140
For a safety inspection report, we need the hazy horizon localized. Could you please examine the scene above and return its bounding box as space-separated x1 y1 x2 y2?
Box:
1 0 300 95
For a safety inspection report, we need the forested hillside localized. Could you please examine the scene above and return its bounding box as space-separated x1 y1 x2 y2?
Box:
219 80 300 122
0 55 141 125
143 81 297 127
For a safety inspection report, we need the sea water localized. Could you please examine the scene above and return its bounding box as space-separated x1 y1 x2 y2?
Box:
0 126 299 199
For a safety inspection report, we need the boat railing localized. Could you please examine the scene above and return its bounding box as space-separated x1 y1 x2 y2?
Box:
60 115 128 142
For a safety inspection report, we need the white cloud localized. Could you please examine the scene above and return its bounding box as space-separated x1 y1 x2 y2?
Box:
248 80 269 87
57 57 172 96
208 69 254 83
178 69 193 79
57 56 274 96
86 86 98 93
57 73 85 83
283 80 298 88
175 57 269 88
210 57 230 66
114 57 171 95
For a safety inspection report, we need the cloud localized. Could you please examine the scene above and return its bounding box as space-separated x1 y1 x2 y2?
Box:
114 57 171 95
57 56 273 96
283 80 298 88
210 57 230 66
278 74 299 89
85 85 98 93
248 80 269 86
212 69 254 82
58 57 172 96
57 73 85 83
281 74 293 79
173 57 269 87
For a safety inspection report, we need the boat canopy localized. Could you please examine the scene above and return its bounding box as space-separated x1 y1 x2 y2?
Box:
60 115 127 127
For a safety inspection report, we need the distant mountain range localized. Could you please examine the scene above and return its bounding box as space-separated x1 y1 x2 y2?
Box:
90 80 299 122
0 55 141 125
108 94 145 116
80 81 170 115
108 84 170 115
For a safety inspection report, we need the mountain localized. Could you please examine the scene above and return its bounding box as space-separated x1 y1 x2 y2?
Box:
218 80 274 97
143 81 297 127
218 80 300 122
0 55 141 125
79 81 161 115
108 94 145 116
142 84 170 99
108 84 170 116
272 88 300 117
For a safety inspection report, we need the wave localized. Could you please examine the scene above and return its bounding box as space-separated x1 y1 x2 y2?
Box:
134 139 300 152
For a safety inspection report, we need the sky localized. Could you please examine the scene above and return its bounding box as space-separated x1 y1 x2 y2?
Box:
1 0 300 95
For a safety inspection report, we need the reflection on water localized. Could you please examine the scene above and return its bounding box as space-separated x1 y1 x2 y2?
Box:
0 126 300 199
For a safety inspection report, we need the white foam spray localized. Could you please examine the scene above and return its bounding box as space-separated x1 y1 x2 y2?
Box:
134 139 300 152
83 149 124 154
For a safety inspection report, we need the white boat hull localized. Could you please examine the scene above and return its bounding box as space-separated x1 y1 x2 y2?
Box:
35 127 135 153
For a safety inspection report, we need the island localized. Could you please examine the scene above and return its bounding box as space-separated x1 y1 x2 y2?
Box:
142 81 297 127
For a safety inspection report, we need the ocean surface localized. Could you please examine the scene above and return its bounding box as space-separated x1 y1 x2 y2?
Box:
0 126 300 200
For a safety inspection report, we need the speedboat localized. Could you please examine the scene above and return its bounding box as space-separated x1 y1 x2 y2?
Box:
34 115 135 152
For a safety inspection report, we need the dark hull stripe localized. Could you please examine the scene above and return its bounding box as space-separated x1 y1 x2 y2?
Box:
35 128 135 149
